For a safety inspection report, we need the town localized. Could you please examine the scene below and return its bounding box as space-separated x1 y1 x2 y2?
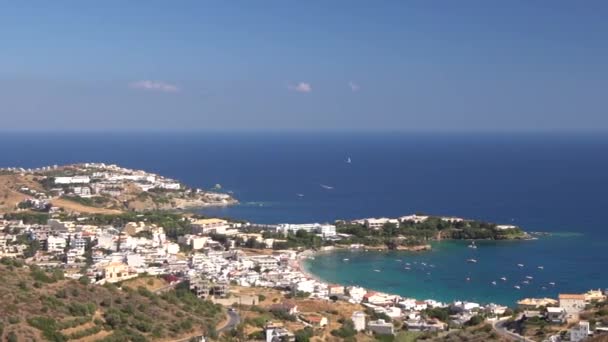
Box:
0 163 236 214
1 208 606 342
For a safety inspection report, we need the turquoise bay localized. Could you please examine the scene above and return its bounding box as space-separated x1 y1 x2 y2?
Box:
302 235 607 306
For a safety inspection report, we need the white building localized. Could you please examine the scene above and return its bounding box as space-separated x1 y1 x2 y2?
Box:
191 218 230 235
559 294 586 316
178 235 208 250
368 319 394 335
319 224 336 237
276 223 336 237
70 238 87 251
73 186 91 197
157 182 181 190
126 254 145 268
495 225 518 230
352 311 366 332
252 256 279 271
399 215 429 223
164 242 180 255
97 233 116 250
54 176 91 184
570 321 590 342
440 216 464 223
47 236 67 253
363 218 399 230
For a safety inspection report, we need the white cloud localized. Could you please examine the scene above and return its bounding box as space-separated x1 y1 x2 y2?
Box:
288 82 312 93
129 80 179 93
348 81 360 92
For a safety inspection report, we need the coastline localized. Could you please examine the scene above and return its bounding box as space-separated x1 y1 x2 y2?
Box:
295 245 434 300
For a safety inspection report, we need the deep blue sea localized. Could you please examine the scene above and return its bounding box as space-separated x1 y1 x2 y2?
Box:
1 132 607 305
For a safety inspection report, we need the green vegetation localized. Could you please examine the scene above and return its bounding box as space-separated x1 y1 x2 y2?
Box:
0 263 224 341
2 211 49 224
331 319 357 340
294 327 314 342
336 216 527 248
78 211 193 240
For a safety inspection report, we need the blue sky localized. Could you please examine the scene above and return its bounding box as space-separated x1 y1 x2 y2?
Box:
1 1 607 132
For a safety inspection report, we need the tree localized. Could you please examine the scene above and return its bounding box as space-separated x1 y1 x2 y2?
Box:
7 331 18 342
295 327 314 342
466 315 484 326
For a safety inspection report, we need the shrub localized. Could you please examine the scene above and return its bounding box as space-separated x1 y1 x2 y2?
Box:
7 331 18 342
331 319 356 338
295 327 314 342
67 326 102 340
27 316 66 342
137 286 154 298
466 315 484 326
78 275 91 285
248 330 265 340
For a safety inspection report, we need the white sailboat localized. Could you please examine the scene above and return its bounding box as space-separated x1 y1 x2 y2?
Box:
346 157 352 164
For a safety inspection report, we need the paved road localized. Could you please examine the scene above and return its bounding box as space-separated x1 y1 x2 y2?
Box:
493 317 535 342
217 310 241 334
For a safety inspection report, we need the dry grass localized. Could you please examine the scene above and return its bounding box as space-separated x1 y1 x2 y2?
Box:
121 276 169 292
0 174 32 212
50 197 123 214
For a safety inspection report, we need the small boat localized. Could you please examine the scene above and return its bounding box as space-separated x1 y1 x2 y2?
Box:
320 184 334 190
517 263 524 267
549 282 556 286
522 280 530 285
466 277 471 281
429 264 436 268
537 266 544 270
297 193 304 197
421 262 427 266
404 267 411 270
468 241 477 249
500 277 507 281
308 256 315 260
491 281 497 285
374 269 381 272
343 258 349 262
541 286 547 290
514 285 521 290
396 259 402 262
526 276 533 280
346 157 352 164
466 259 478 263
405 263 411 266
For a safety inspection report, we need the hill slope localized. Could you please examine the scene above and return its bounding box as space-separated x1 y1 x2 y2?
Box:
0 259 224 342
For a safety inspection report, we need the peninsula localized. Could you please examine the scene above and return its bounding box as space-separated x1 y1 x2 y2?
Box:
0 163 237 214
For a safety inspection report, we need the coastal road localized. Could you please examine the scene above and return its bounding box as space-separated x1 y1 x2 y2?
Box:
217 310 241 334
493 317 535 342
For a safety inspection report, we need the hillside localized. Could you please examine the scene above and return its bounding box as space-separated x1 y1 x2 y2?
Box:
0 259 224 342
0 164 237 215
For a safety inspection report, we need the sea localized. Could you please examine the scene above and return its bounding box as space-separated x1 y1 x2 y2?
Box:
1 132 607 305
